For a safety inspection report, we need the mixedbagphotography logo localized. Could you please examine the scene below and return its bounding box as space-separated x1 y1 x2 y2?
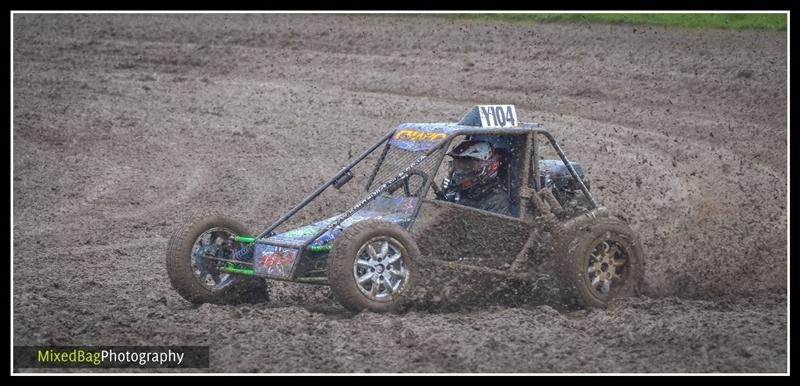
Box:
13 346 209 369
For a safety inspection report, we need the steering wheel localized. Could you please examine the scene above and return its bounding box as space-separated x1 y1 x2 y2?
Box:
386 169 429 197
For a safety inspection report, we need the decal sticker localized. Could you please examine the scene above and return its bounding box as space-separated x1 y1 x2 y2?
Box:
253 245 299 278
389 124 449 152
393 129 447 143
232 245 252 261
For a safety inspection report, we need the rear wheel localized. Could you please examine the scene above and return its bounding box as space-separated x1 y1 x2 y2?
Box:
556 217 644 308
166 215 269 304
328 220 418 313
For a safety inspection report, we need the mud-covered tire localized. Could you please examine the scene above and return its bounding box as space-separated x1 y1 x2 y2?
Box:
328 220 418 313
556 216 644 308
166 215 270 304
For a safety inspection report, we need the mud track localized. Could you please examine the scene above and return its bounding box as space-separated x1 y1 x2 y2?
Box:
13 14 787 373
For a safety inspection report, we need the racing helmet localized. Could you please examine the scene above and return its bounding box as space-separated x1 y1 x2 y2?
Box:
445 139 503 195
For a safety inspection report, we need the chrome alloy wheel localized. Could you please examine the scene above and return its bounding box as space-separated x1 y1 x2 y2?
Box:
190 227 236 291
352 237 408 301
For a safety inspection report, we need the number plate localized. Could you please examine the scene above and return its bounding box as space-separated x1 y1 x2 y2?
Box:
477 105 518 128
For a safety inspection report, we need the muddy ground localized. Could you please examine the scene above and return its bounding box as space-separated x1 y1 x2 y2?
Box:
12 14 787 373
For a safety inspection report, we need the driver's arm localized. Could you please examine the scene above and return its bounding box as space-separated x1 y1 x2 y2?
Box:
477 190 512 216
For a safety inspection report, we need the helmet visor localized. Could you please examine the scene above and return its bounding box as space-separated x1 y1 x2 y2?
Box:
448 157 483 189
451 157 482 173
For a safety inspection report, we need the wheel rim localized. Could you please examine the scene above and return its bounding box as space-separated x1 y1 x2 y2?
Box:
352 236 409 302
584 239 629 299
191 227 237 291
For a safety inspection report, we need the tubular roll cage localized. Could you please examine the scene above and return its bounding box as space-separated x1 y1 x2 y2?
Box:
255 123 596 239
251 123 596 280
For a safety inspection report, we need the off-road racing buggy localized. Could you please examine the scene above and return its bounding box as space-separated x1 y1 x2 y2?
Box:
166 105 644 312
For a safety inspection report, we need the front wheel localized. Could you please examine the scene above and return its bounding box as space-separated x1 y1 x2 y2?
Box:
328 220 418 313
166 215 269 304
556 217 644 308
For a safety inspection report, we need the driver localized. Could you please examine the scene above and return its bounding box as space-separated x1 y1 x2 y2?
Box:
441 139 512 216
